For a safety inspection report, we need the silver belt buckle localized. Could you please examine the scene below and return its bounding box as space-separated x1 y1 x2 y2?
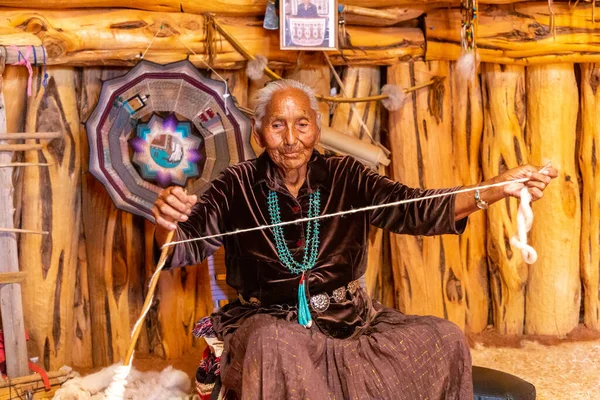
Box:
309 280 359 313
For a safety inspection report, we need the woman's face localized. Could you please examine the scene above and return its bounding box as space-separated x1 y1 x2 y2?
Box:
254 88 320 172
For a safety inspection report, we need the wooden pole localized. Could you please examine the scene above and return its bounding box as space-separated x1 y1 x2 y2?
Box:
0 132 61 140
19 67 82 370
580 63 600 331
450 61 489 333
480 63 528 335
0 144 43 151
387 61 466 330
0 62 30 378
525 63 581 336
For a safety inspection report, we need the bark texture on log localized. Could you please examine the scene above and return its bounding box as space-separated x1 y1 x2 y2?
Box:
79 67 149 366
450 62 489 333
0 10 424 69
0 0 535 14
387 61 466 329
19 68 81 371
579 63 600 331
426 3 600 65
525 63 580 336
480 63 528 335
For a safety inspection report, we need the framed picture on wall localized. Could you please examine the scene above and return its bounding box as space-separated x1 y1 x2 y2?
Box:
280 0 338 51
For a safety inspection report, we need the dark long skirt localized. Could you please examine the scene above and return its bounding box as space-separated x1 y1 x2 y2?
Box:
219 304 473 400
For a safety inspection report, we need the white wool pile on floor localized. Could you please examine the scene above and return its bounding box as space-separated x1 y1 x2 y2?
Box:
471 339 600 400
53 364 194 400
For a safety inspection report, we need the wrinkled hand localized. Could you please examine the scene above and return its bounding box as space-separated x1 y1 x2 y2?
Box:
500 163 558 201
152 186 197 231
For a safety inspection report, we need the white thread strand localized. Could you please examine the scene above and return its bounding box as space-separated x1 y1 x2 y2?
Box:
510 187 537 264
105 364 131 400
162 177 531 249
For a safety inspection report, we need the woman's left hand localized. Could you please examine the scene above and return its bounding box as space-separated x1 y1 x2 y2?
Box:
500 163 559 201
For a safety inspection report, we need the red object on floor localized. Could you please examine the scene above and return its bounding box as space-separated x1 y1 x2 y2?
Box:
0 329 51 390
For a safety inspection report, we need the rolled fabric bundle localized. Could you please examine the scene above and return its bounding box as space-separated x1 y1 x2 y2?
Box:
320 126 390 168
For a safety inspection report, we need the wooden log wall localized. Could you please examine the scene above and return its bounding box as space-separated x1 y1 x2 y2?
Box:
2 0 600 373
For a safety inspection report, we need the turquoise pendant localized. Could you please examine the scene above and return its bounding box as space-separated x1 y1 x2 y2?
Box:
297 274 313 328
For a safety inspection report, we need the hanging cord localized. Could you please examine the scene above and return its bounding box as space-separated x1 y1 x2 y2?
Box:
10 45 33 96
139 24 164 60
162 171 546 249
137 23 231 115
41 46 49 98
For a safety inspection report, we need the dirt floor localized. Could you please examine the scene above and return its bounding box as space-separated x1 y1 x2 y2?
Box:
469 325 600 400
72 325 600 399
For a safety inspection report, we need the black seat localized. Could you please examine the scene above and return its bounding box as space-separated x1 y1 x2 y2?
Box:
473 366 536 400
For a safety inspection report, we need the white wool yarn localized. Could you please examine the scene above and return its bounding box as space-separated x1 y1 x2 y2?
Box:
380 84 406 111
54 364 192 400
246 55 268 81
510 187 538 264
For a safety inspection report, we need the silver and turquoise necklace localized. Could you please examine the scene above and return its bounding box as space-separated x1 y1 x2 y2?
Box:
267 189 321 328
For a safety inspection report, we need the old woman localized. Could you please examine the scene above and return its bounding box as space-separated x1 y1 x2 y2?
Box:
153 79 556 399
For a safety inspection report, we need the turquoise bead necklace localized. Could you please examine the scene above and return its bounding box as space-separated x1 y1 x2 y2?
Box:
267 189 321 328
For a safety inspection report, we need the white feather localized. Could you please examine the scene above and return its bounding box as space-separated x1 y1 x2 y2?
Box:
381 84 406 111
246 55 268 81
456 51 478 82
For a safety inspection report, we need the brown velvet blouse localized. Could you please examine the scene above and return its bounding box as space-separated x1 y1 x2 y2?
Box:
164 150 466 339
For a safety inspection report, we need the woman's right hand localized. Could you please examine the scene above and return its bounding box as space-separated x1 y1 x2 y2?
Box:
152 186 198 231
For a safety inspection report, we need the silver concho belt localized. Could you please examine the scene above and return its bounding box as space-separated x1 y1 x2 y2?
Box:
309 280 360 313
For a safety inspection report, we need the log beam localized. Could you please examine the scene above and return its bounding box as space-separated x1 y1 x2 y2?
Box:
426 3 600 65
0 0 529 15
0 10 423 69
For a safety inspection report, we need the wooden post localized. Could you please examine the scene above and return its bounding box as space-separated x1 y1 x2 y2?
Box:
480 63 528 335
19 67 81 371
450 62 489 333
387 61 466 329
525 63 581 336
329 66 392 304
0 62 30 378
580 63 600 331
78 67 150 366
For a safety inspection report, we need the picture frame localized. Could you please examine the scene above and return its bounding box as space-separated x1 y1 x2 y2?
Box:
280 0 338 51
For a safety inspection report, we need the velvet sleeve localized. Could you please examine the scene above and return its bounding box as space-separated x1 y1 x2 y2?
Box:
347 158 467 236
154 168 233 269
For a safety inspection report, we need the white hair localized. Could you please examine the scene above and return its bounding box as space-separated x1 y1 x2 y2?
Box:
253 79 321 132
